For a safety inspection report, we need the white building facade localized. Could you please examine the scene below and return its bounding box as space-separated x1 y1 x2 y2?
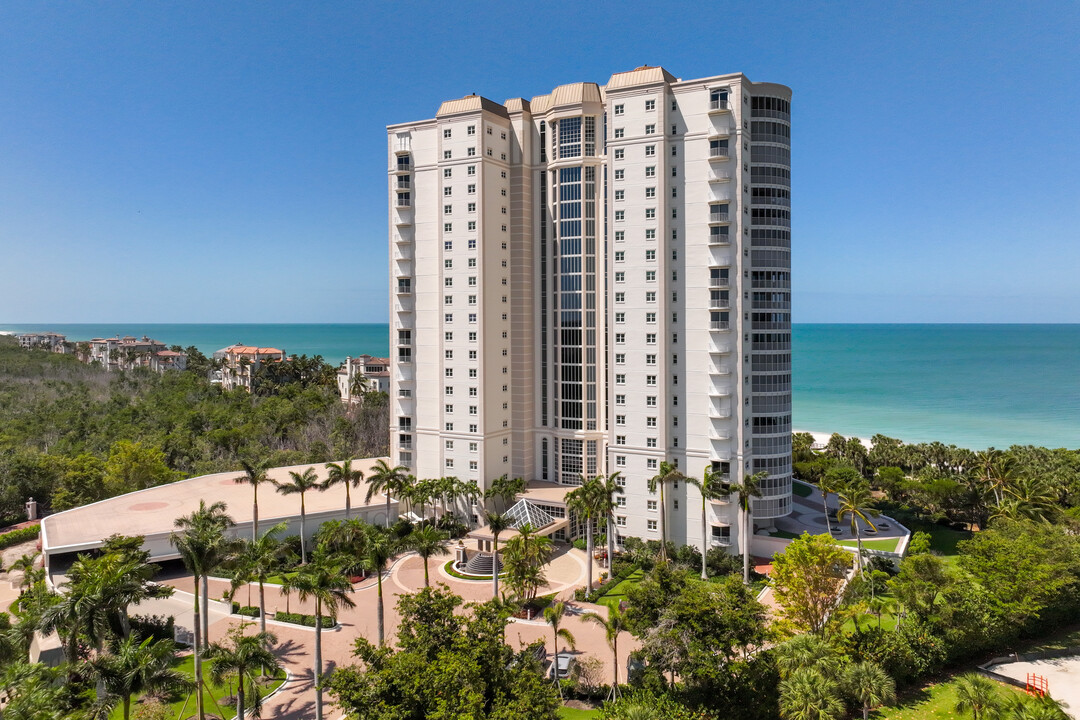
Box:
388 66 792 556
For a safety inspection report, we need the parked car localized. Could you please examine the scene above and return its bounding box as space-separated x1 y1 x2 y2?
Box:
547 653 577 679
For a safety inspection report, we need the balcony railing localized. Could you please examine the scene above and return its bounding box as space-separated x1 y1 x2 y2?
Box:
709 278 729 288
751 196 790 207
709 299 729 310
395 196 411 208
394 140 412 154
751 109 790 121
709 98 729 111
751 133 790 145
710 321 731 331
708 172 731 183
709 147 731 159
393 161 411 174
709 212 730 223
396 178 411 190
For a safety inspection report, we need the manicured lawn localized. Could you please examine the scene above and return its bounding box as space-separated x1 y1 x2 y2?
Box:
594 569 643 611
559 706 601 719
874 675 1022 719
110 654 286 720
839 537 901 553
792 481 814 498
841 592 900 634
769 528 801 540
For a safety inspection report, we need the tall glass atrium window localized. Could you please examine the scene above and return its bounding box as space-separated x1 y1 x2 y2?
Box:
559 117 582 159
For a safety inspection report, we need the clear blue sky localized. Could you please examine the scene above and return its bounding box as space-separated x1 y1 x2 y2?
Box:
1 1 1078 323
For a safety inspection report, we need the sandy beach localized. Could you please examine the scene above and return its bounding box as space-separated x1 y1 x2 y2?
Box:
794 429 875 449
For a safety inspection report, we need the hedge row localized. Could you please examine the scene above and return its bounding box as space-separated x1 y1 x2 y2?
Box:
230 602 261 618
274 611 334 628
0 526 39 551
574 565 635 604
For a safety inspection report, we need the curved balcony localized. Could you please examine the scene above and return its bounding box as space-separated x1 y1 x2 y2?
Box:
708 147 731 162
710 320 731 331
709 427 731 441
708 172 731 183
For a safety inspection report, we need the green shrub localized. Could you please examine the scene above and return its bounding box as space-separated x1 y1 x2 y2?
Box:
129 614 175 642
572 538 587 551
275 611 334 628
237 605 260 617
0 526 39 550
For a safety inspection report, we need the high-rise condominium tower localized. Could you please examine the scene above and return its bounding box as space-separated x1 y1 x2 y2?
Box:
388 66 791 555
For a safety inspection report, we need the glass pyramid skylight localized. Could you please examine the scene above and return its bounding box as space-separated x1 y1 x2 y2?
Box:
503 499 556 531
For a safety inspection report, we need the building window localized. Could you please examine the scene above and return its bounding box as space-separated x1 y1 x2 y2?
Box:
646 271 656 281
647 519 657 531
467 125 476 136
646 333 657 344
615 414 626 426
615 435 626 445
614 149 624 159
645 292 656 303
468 184 476 193
615 271 625 282
615 455 626 466
468 221 476 230
445 404 454 413
646 395 656 407
645 249 656 260
646 312 657 323
468 165 476 175
468 202 476 212
614 169 624 180
615 394 625 405
444 225 452 235
646 353 657 364
645 124 655 135
646 416 657 427
468 239 476 249
647 458 658 470
615 333 625 343
615 374 626 385
614 104 624 115
647 438 657 448
645 187 655 198
646 375 657 386
614 128 624 139
615 352 625 363
615 312 625 323
645 145 655 157
645 229 656 239
614 251 625 261
444 313 453 323
617 516 627 527
615 230 625 242
615 210 624 221
444 295 453 305
444 187 452 196
647 500 657 511
443 150 452 159
645 99 655 111
614 189 624 201
615 292 625 303
444 168 452 178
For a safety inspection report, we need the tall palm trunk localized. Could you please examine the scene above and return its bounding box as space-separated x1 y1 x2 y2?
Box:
345 484 352 521
492 534 500 598
701 497 710 580
613 634 620 698
192 575 205 720
252 486 259 542
385 494 392 528
376 574 385 647
585 521 594 591
607 516 616 576
659 484 668 562
299 494 307 564
123 695 131 720
314 597 324 720
742 503 751 586
237 676 246 720
200 574 210 652
854 521 864 573
821 489 832 534
423 554 430 587
258 581 267 636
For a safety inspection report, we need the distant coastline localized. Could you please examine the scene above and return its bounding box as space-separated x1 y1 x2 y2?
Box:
3 323 1077 450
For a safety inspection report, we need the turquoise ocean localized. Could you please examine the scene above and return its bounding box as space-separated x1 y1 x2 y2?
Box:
2 323 1077 450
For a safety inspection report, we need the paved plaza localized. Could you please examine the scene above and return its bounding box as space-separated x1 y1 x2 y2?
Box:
160 545 632 719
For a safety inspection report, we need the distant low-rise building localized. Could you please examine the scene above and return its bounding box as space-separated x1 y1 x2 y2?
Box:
88 336 172 371
338 354 391 402
16 332 67 352
152 349 187 372
212 344 286 391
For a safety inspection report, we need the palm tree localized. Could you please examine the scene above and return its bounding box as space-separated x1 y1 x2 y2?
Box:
582 605 627 699
647 461 684 563
366 459 409 528
90 635 191 720
502 523 553 601
597 472 625 569
362 528 396 647
275 467 321 564
485 474 526 512
543 600 576 696
567 475 605 591
288 550 356 720
206 626 282 720
737 471 767 585
324 459 365 521
773 634 838 680
843 661 896 720
779 667 844 720
92 550 172 640
405 525 450 587
686 465 731 580
485 510 510 598
994 476 1057 523
954 673 1000 720
835 478 880 573
973 448 1011 505
170 500 234 720
229 521 287 637
8 552 41 593
234 459 273 542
